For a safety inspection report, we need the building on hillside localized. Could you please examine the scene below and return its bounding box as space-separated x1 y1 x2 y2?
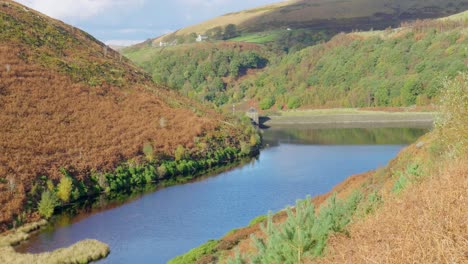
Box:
159 41 168 47
246 107 259 126
196 34 208 42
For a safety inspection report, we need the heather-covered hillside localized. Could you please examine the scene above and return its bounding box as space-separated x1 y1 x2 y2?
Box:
0 1 259 230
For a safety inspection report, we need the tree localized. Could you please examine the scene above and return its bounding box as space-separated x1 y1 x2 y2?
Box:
401 77 422 106
175 145 186 161
259 96 276 110
206 26 223 40
57 176 73 203
38 191 59 219
224 24 238 39
287 96 301 109
143 142 154 161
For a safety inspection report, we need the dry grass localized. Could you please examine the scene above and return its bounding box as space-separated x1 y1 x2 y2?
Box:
0 220 109 264
310 156 467 264
0 220 47 247
0 239 110 264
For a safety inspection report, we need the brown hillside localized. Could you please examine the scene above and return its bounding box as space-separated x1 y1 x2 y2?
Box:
311 156 467 264
0 1 244 230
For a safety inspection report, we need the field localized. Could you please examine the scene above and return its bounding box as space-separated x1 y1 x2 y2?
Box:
230 31 282 44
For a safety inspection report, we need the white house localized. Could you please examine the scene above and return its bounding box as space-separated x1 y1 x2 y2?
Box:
196 34 208 42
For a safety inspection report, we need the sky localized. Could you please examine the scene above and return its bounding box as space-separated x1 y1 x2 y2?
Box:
15 0 280 46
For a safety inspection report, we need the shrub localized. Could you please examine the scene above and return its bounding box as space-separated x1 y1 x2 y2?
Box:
143 142 154 161
287 96 301 109
240 141 251 156
168 240 218 264
392 172 408 194
38 191 58 219
363 191 383 215
435 73 467 157
259 96 275 110
249 215 267 226
232 193 362 263
57 176 73 203
174 145 186 161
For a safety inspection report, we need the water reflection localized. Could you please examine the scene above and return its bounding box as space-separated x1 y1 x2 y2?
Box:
263 127 429 146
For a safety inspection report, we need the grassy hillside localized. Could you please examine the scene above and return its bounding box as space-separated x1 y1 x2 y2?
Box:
169 73 467 264
154 0 466 44
240 16 467 109
125 14 467 110
0 1 259 231
123 42 274 106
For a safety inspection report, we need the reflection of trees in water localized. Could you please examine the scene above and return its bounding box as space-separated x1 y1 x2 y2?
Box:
263 127 429 146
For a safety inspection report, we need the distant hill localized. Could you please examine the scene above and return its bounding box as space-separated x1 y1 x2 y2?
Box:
0 1 258 230
153 0 467 44
124 11 467 110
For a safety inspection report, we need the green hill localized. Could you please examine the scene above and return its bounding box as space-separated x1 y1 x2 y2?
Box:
124 12 467 110
0 1 259 231
123 42 273 106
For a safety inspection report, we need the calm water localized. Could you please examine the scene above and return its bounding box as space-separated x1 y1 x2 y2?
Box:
18 127 428 263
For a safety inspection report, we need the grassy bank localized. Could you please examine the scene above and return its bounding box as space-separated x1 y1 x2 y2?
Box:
0 221 110 264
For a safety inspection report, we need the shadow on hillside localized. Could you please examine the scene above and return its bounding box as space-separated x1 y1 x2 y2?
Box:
238 0 465 33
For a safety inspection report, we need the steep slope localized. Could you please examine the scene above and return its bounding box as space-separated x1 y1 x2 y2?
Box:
155 0 466 43
0 1 259 230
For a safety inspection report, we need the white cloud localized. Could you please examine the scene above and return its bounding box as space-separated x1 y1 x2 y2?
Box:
176 0 233 9
117 28 154 34
105 39 144 46
16 0 145 20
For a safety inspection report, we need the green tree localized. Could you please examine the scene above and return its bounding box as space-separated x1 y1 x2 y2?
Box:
206 26 224 40
259 96 275 110
401 77 422 106
143 142 154 161
38 191 59 219
251 198 322 264
57 176 73 203
287 96 301 109
224 24 238 39
175 145 186 161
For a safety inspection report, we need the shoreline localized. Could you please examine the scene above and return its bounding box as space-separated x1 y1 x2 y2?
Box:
261 111 435 128
6 156 259 263
0 220 110 263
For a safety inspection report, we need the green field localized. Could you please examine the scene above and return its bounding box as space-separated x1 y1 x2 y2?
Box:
230 31 282 44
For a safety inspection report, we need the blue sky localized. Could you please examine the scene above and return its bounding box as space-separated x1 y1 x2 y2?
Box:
16 0 279 46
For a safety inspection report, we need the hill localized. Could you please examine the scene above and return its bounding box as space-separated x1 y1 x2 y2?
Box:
124 12 467 110
123 42 273 106
153 0 466 45
0 1 259 231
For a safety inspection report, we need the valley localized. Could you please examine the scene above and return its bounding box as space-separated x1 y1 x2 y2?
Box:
0 1 466 263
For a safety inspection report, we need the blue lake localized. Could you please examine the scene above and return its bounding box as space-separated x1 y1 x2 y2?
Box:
17 127 428 263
